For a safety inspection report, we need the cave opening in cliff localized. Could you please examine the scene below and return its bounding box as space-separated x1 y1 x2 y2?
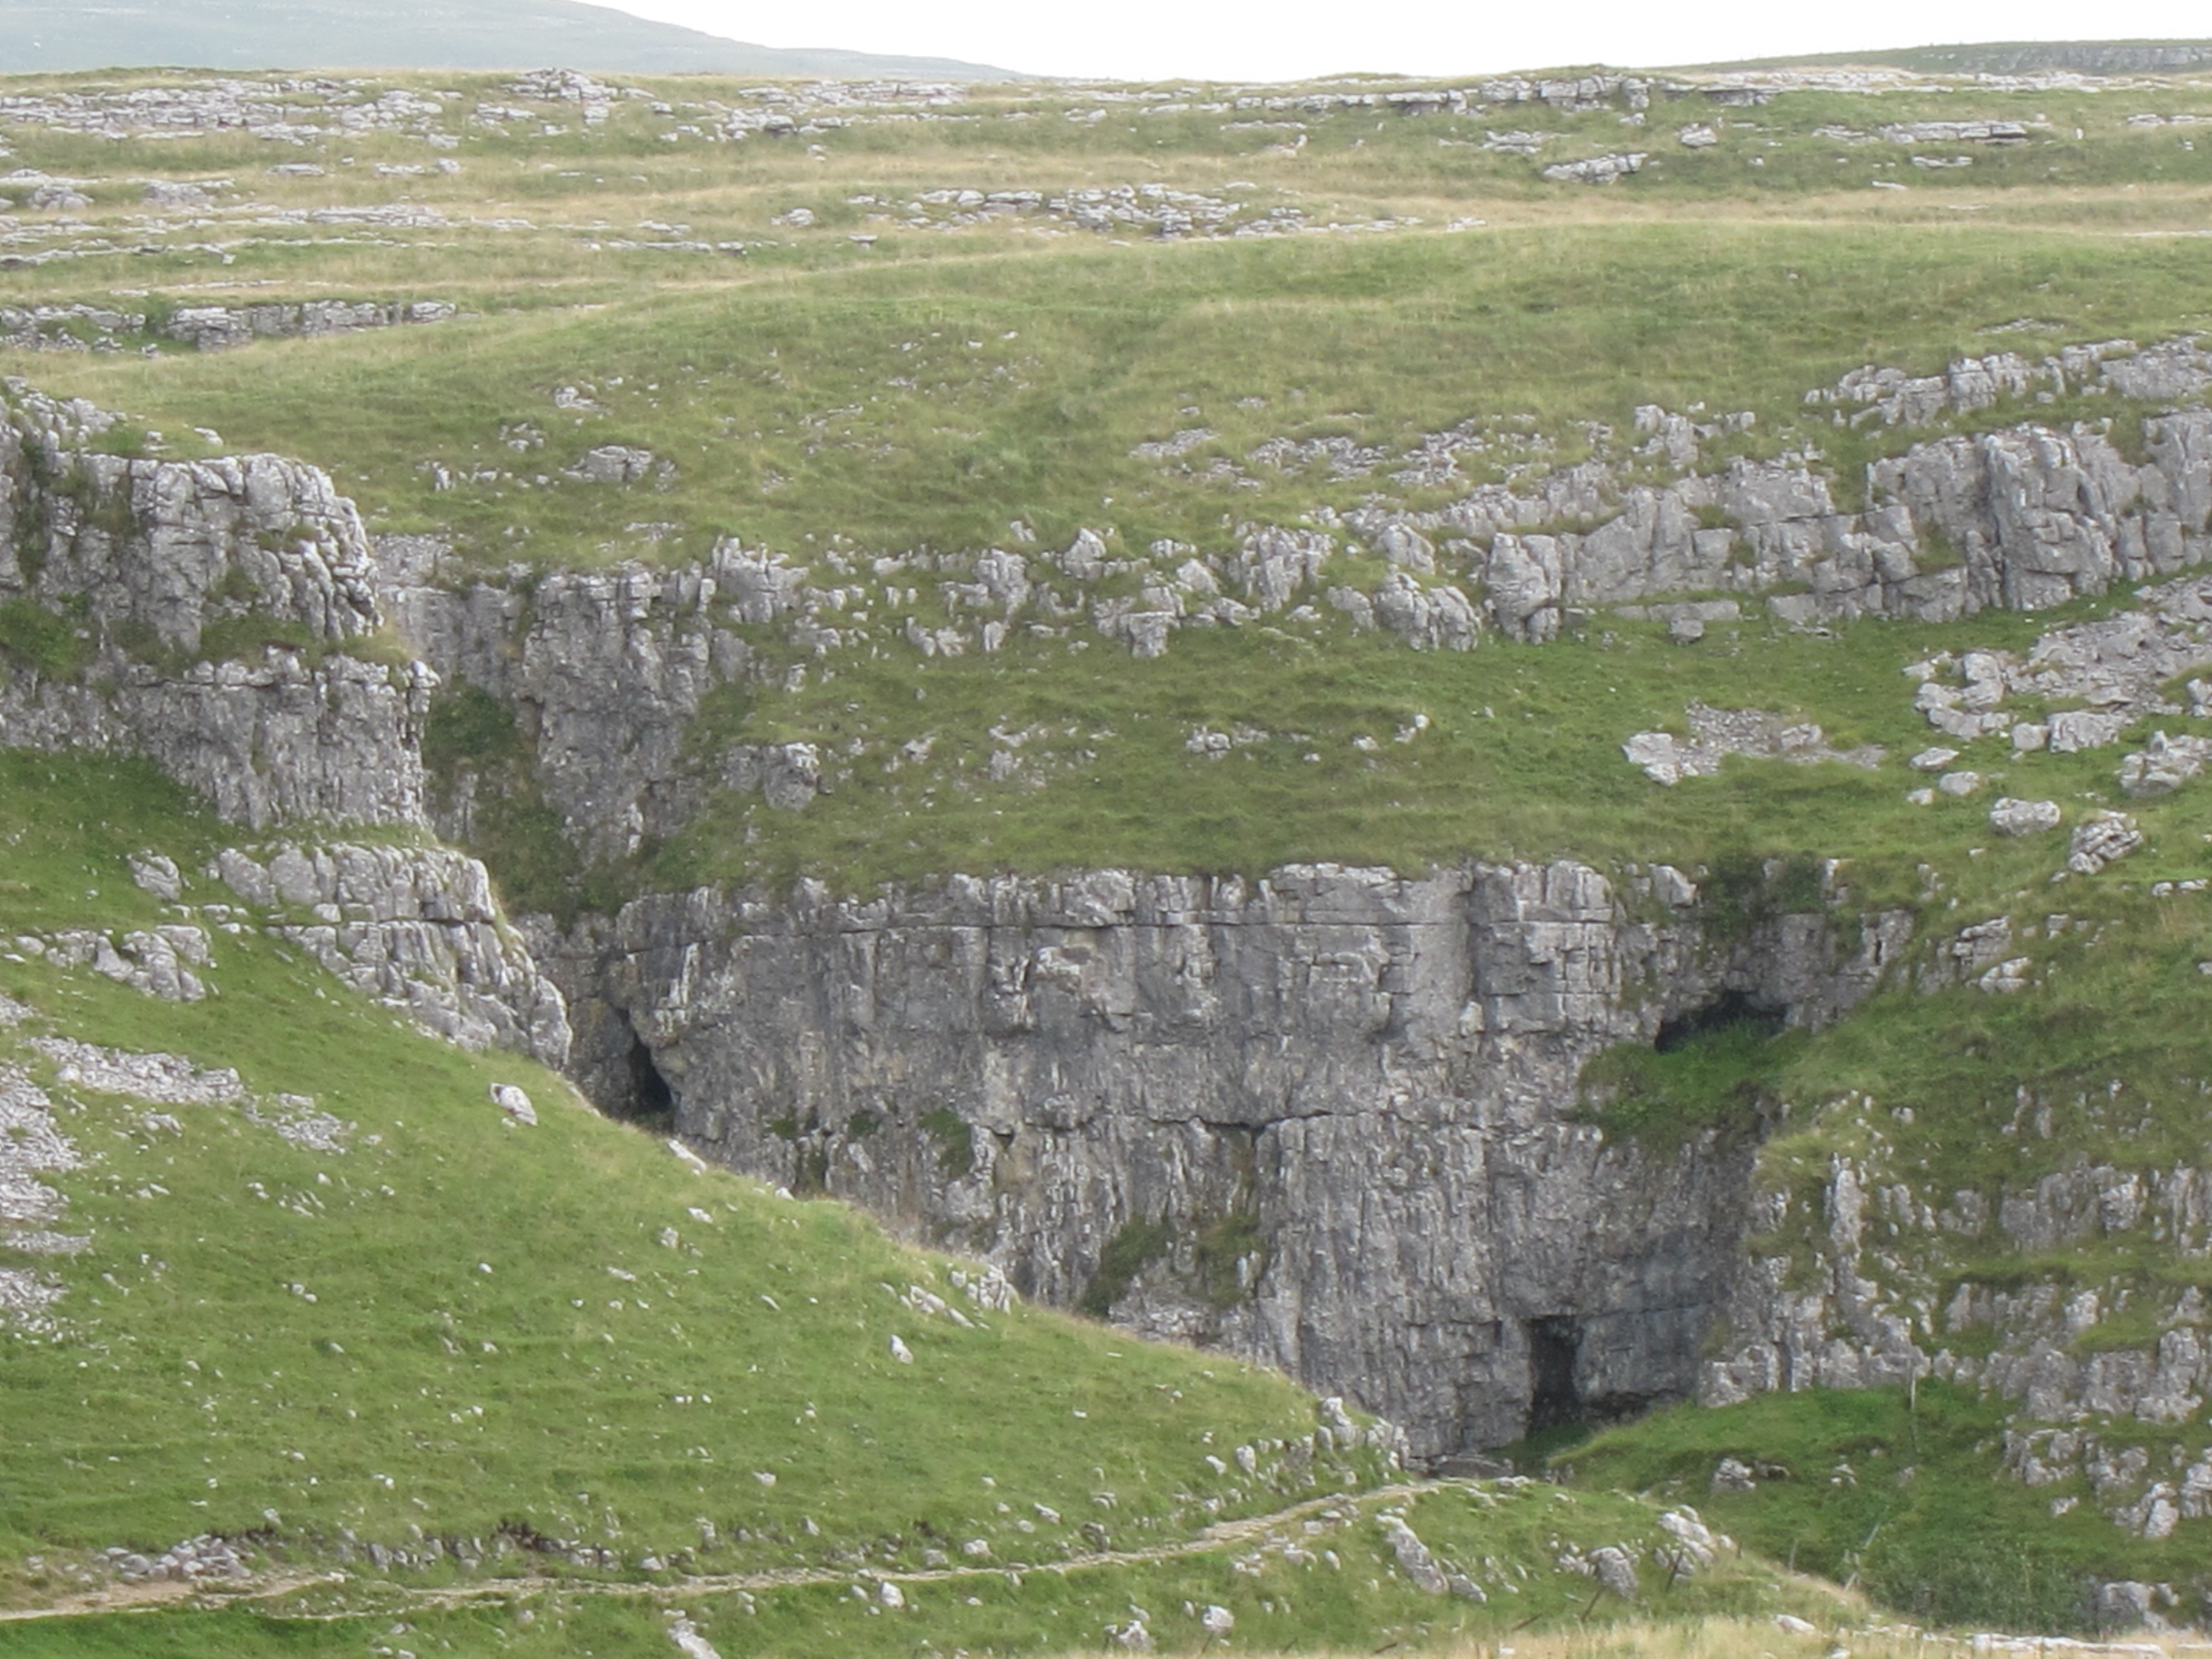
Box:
1524 1316 1584 1435
618 1030 677 1131
1654 989 1786 1054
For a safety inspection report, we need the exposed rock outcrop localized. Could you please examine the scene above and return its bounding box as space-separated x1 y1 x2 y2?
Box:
1707 1145 2212 1427
212 842 570 1066
1 299 458 355
1 384 432 828
14 354 2212 1468
1466 412 2212 642
535 859 1910 1463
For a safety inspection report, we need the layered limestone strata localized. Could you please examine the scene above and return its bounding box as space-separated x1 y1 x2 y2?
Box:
0 385 431 828
10 368 2212 1460
210 842 571 1067
535 859 1911 1463
0 387 562 1070
1470 411 2212 641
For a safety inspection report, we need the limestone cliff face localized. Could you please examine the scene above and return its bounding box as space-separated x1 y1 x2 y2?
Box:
378 535 750 862
1472 411 2212 642
1702 1138 2212 1544
13 367 2212 1466
0 387 563 1070
212 842 571 1067
1707 1151 2212 1423
0 386 432 828
534 859 1910 1462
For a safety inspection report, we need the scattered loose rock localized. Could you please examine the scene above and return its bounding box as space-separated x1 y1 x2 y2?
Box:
1380 1515 1448 1594
2119 730 2212 797
2068 811 2144 875
1624 704 1882 784
491 1083 538 1125
1543 152 1646 184
28 1037 242 1104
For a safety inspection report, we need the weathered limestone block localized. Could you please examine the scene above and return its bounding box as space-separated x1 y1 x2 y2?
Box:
212 843 570 1066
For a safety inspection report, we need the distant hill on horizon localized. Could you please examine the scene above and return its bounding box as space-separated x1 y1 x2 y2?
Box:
1694 37 2212 76
0 0 1026 79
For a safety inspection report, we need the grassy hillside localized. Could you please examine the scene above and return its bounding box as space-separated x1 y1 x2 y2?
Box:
10 49 2212 1647
0 751 1837 1645
0 751 1386 1560
2 59 2208 903
1562 1385 2205 1635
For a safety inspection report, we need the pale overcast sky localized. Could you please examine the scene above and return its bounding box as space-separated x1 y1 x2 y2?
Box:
602 0 2210 81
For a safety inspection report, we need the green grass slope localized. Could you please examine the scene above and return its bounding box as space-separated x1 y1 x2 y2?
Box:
1560 1384 2201 1635
0 751 1837 1649
12 55 2212 1646
0 752 1379 1590
1549 816 2212 1631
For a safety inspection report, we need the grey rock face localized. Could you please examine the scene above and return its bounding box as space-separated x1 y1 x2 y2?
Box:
212 843 569 1067
2 432 378 655
537 859 1909 1463
33 925 212 1000
1541 153 1646 184
1464 409 2212 640
565 444 662 484
4 298 461 354
0 385 432 829
2119 730 2212 797
383 543 754 861
1707 1149 2212 1447
162 300 457 352
2 655 434 830
2068 811 2143 875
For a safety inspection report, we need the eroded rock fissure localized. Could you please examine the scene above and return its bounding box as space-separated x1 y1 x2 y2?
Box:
621 1027 678 1130
1524 1316 1585 1435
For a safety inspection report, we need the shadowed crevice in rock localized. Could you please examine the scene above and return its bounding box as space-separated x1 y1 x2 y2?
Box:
1522 1311 1677 1441
606 1035 672 1141
620 1030 678 1132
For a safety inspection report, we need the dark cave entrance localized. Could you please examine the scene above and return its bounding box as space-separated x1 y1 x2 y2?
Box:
1654 988 1786 1053
1520 1314 1674 1450
614 1028 677 1132
1524 1316 1584 1435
